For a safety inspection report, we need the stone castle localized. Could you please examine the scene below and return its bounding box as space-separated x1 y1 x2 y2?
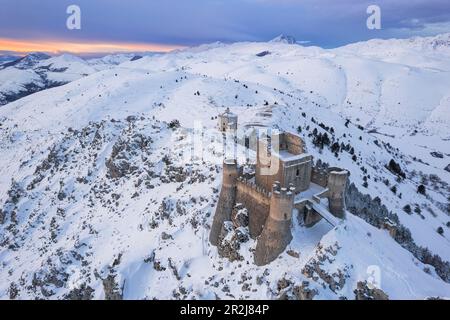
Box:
210 108 349 265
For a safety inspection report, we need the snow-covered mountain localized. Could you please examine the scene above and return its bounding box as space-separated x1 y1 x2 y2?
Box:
0 34 449 300
0 55 21 65
87 53 144 69
270 34 297 44
0 52 51 70
0 53 144 106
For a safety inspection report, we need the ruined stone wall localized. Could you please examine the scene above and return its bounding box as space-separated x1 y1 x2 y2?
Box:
279 132 304 155
303 209 323 228
294 200 307 213
295 200 323 228
311 160 329 187
236 178 270 238
256 132 307 191
281 156 312 192
256 155 313 193
294 199 322 228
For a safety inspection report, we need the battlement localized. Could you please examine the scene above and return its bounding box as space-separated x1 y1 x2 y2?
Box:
271 181 296 199
235 176 271 238
236 176 271 199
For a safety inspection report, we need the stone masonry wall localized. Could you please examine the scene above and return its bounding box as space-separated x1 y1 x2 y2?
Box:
236 178 270 238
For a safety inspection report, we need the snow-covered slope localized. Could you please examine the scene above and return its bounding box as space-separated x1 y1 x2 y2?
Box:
336 33 450 69
0 34 449 300
0 53 143 106
0 55 21 65
0 52 51 70
87 53 144 70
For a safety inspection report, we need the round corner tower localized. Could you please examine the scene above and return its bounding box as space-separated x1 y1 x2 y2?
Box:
268 182 295 222
327 170 348 219
222 158 239 188
209 159 239 246
254 182 295 266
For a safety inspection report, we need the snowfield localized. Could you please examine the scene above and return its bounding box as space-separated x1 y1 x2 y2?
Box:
0 53 143 106
0 33 449 300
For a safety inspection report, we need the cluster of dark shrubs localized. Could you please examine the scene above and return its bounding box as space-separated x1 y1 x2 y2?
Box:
387 159 406 179
346 183 450 283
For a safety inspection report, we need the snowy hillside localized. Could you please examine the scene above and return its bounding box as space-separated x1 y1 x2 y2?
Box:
0 53 142 106
0 34 449 300
87 53 145 70
0 55 20 65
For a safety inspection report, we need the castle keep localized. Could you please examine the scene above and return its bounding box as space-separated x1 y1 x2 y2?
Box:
210 109 349 266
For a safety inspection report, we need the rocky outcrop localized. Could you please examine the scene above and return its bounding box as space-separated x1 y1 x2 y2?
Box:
65 284 95 300
354 281 389 300
105 133 151 179
102 274 123 300
30 267 69 298
217 221 249 262
292 281 318 300
301 243 349 294
231 204 249 228
276 278 318 300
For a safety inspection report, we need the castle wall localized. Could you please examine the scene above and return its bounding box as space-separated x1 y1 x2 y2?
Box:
254 217 292 266
281 156 312 192
210 160 238 246
256 153 313 193
295 200 323 228
254 182 295 266
311 165 328 187
255 136 278 191
236 178 270 238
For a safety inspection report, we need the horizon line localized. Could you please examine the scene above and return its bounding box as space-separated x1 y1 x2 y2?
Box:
0 37 186 56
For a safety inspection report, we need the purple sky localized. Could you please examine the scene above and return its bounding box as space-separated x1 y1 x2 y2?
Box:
1 0 449 50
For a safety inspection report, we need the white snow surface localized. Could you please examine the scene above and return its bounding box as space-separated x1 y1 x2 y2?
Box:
0 34 449 300
0 53 143 105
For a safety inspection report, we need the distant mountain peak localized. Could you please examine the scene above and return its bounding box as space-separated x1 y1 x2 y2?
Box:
269 34 297 44
1 52 51 70
26 52 51 60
